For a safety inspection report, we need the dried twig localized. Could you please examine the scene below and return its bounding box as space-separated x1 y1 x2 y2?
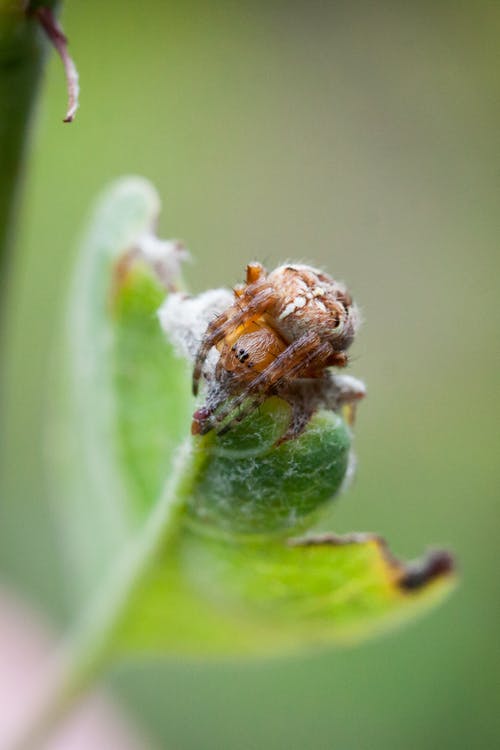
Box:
35 6 79 122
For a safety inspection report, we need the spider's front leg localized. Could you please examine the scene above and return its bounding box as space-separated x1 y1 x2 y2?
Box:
245 261 266 285
192 284 276 395
211 332 330 433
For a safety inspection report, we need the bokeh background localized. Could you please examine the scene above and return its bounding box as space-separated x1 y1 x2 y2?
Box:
1 1 499 748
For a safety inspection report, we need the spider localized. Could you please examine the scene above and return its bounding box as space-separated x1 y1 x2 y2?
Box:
191 261 361 436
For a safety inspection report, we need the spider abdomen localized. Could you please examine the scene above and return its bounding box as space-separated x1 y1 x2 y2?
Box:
267 265 357 348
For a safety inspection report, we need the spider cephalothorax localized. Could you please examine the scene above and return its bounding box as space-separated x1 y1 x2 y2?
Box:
191 262 361 437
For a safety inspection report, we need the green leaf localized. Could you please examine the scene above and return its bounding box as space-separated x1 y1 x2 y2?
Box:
111 529 456 657
111 261 192 517
49 177 455 669
49 177 192 605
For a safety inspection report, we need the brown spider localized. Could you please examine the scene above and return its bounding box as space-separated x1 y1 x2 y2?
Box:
191 262 361 436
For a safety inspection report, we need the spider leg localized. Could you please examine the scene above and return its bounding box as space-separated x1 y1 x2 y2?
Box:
209 333 329 429
214 339 335 435
192 285 276 394
235 263 265 296
324 349 349 368
245 261 266 285
216 392 269 436
216 341 352 438
273 397 313 445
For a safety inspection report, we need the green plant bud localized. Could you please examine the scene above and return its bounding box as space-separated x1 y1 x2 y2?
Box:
187 397 352 536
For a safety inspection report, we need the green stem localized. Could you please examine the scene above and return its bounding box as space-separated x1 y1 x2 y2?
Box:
0 1 60 466
0 1 58 309
9 439 195 750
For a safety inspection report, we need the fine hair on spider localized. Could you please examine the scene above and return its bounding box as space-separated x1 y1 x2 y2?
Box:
190 261 362 439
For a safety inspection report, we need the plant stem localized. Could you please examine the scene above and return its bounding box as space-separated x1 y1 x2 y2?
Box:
9 439 195 750
0 1 60 465
0 1 58 315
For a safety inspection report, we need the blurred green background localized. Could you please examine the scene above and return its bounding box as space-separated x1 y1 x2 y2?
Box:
1 1 499 748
